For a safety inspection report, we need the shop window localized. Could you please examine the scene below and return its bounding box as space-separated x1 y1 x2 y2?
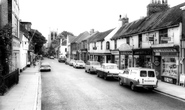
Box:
138 34 142 48
106 41 110 50
159 29 168 44
65 48 67 52
114 40 117 49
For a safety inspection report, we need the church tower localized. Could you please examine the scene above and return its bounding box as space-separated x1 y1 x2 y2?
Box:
147 0 169 16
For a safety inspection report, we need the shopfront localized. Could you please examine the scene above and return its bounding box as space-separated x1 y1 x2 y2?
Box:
110 50 119 66
119 51 132 69
133 49 152 68
153 48 179 84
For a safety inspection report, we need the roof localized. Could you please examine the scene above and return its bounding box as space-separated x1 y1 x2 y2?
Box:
71 31 89 43
89 28 114 43
87 32 100 43
81 31 99 41
68 35 76 43
76 31 90 43
111 2 185 40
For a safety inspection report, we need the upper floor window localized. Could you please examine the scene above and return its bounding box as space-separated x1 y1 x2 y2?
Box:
101 42 103 50
159 29 168 44
114 40 117 49
126 37 130 45
106 41 110 50
138 34 142 48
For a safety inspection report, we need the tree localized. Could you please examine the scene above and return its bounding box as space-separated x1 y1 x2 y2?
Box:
29 29 47 55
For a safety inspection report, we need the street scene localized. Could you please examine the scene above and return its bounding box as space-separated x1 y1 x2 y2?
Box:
1 0 185 110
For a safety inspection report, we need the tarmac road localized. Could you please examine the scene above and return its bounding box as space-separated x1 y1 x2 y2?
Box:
41 58 185 110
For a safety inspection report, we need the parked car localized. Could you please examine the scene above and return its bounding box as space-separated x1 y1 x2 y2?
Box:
73 60 85 68
65 58 71 65
69 59 75 66
50 56 54 59
85 61 101 73
58 56 66 62
118 67 158 91
96 63 122 80
40 62 51 72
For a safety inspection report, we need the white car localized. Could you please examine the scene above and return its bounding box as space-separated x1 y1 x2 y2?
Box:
118 67 158 91
40 62 51 72
96 63 122 80
85 61 101 73
73 60 85 68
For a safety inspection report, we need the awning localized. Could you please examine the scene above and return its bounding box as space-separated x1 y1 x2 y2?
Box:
118 43 132 51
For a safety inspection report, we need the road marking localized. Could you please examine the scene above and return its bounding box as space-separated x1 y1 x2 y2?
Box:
153 90 185 103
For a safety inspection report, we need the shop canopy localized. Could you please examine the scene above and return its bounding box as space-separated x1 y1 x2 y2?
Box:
118 43 132 51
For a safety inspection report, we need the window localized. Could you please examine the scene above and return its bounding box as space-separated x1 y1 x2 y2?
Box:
148 71 155 77
106 41 110 50
138 34 142 48
126 37 130 45
101 42 103 50
159 29 168 44
65 48 67 52
114 40 117 49
140 71 147 77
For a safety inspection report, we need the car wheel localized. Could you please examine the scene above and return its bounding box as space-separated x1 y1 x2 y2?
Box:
119 79 123 86
85 69 87 73
97 72 99 77
148 87 154 91
130 83 136 91
103 75 107 80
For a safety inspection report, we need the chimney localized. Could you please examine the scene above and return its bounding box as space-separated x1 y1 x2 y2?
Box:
118 15 129 27
90 29 94 35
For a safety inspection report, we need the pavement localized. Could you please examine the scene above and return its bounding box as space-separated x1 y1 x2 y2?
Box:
0 64 185 110
0 62 41 110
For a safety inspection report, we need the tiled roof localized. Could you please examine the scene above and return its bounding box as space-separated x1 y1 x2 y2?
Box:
71 31 89 43
76 31 90 43
68 35 76 43
90 28 114 43
87 32 100 43
111 2 185 40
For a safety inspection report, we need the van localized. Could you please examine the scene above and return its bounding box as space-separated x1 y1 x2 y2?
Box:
119 67 158 91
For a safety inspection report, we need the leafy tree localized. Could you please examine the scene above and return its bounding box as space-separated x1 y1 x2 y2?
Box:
29 29 47 55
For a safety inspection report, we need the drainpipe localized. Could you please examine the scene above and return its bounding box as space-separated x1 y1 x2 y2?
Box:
180 6 185 85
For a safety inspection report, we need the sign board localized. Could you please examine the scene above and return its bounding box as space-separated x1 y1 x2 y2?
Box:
161 37 171 41
153 48 177 53
111 50 119 55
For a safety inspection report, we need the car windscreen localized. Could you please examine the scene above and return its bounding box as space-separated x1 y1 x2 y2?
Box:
105 65 118 69
92 62 100 65
41 65 50 67
77 60 84 63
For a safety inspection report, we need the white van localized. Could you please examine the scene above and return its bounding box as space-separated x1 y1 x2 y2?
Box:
119 67 158 91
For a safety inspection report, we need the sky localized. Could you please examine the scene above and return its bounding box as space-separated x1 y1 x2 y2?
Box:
19 0 185 39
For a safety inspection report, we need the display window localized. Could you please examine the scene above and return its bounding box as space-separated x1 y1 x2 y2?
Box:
162 57 178 79
134 55 151 68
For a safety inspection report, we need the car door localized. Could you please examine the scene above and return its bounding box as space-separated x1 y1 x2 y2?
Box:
120 70 129 84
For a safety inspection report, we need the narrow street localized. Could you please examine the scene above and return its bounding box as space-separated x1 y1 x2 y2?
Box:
41 58 185 110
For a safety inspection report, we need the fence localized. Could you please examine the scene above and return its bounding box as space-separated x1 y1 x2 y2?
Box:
0 69 19 95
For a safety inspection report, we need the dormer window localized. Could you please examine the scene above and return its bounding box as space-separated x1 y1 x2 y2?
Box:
106 41 110 50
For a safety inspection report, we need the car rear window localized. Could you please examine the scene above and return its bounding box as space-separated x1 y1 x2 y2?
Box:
148 71 155 77
140 71 147 77
92 62 100 65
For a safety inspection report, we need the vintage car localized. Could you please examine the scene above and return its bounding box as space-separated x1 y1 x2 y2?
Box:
85 61 101 73
40 62 51 72
73 60 85 68
68 59 75 66
118 67 158 91
96 63 123 80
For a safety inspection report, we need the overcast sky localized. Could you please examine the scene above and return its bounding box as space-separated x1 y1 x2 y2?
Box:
19 0 185 38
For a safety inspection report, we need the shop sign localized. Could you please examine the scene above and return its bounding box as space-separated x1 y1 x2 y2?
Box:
161 37 171 41
153 48 177 53
160 52 177 56
120 51 132 55
133 50 152 55
111 50 119 55
154 56 160 66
